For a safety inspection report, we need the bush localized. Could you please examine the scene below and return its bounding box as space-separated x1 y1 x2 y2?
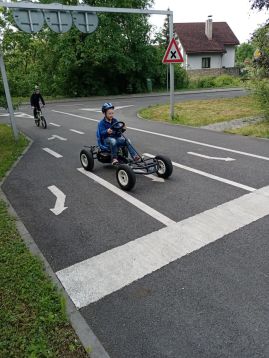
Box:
189 76 216 89
188 74 241 89
174 66 189 89
213 74 241 87
252 79 269 118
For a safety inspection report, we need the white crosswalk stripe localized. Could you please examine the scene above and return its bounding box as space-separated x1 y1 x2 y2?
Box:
57 185 269 308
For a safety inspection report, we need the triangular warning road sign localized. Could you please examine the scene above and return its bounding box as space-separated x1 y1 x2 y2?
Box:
162 38 184 64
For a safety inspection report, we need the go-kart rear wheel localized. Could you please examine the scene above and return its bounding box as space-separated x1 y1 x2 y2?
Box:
116 164 136 191
80 149 94 171
155 155 173 178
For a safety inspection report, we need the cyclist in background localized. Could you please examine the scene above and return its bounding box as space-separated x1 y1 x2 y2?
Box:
30 85 45 122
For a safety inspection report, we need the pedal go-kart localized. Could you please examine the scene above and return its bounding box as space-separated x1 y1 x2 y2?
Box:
80 121 173 191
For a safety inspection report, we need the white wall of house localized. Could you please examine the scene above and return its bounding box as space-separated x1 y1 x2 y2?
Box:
222 46 236 68
184 53 222 70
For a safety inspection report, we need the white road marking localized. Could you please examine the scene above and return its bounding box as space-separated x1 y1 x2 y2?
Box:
56 185 269 308
49 122 61 127
188 152 235 161
77 168 175 226
52 110 98 122
48 185 68 215
80 105 134 112
70 129 85 134
42 148 63 158
145 174 164 182
15 112 33 118
51 110 269 162
48 135 67 141
0 112 32 118
144 153 256 192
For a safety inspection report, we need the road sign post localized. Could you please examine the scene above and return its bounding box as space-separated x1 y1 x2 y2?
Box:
0 51 18 141
163 34 184 119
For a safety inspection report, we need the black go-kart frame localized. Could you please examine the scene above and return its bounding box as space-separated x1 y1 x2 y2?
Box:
80 121 173 191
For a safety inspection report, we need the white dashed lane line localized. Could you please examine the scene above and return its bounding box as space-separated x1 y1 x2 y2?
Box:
42 148 63 158
70 129 85 134
144 153 256 192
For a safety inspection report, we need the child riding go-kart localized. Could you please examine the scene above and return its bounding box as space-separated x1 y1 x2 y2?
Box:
80 102 173 191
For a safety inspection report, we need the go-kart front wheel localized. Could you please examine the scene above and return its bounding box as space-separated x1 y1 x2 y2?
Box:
116 164 136 191
80 149 94 171
155 155 173 178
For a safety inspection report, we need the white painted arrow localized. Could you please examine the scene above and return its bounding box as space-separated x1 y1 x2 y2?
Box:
48 135 67 141
0 112 32 118
145 174 164 182
188 152 235 161
48 185 68 215
15 112 33 118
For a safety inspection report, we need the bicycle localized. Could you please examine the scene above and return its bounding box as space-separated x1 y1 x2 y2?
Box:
34 107 47 129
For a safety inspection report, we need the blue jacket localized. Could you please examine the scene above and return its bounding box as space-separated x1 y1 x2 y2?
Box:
96 117 119 150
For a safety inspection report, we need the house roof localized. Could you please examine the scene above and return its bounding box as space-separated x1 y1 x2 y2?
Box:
174 22 240 54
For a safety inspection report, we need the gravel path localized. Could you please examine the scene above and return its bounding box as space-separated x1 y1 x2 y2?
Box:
201 116 265 131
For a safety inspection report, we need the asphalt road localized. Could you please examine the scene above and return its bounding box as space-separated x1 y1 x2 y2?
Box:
1 89 269 358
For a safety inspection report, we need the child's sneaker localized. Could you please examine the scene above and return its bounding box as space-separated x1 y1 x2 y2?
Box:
112 158 119 165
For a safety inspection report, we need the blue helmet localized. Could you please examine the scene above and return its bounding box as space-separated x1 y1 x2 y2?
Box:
101 102 114 113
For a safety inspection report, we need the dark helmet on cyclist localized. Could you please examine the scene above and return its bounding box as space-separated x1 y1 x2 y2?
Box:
101 102 114 113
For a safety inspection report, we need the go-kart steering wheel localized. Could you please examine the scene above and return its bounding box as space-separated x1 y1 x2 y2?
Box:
111 121 125 133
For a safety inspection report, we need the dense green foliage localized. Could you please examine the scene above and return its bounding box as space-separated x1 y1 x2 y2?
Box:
246 24 269 116
1 0 184 97
235 42 255 67
0 0 244 100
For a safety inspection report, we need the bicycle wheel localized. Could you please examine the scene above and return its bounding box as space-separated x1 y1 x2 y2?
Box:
41 116 47 129
35 118 40 127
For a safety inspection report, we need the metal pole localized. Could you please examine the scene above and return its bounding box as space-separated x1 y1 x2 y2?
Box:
167 65 169 92
0 52 19 140
168 13 174 119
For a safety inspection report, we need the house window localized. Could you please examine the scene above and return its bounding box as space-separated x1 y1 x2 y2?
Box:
202 57 211 68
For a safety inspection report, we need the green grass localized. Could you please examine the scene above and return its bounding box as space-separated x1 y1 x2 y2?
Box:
0 125 29 180
139 95 264 127
0 124 88 357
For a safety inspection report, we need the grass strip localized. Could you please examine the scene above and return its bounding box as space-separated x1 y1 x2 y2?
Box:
139 95 264 127
0 124 88 357
0 125 29 181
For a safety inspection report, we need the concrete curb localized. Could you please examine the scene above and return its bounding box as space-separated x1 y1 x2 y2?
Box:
0 132 110 358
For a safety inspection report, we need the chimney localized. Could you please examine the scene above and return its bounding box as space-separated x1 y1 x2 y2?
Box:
205 15 213 40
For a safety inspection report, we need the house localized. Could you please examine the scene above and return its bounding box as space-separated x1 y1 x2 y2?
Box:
174 17 240 75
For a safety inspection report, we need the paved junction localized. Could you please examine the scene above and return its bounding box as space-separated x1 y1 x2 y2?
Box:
1 90 269 357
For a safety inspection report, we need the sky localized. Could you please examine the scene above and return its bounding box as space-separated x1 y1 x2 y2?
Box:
149 0 269 43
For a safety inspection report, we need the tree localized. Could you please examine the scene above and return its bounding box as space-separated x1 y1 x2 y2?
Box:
248 25 269 117
235 42 255 67
1 0 178 97
250 0 269 10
